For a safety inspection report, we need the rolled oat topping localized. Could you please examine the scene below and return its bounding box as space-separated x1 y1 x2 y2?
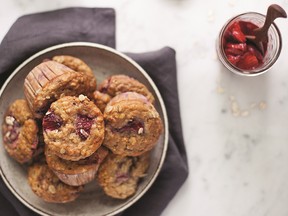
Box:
43 96 104 161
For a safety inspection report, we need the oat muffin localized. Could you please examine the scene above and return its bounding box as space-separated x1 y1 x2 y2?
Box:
92 91 111 113
98 75 155 103
52 55 96 91
45 146 108 186
31 127 46 162
103 92 162 156
52 55 94 77
2 99 38 163
28 163 83 203
97 152 150 199
43 95 104 161
24 61 96 119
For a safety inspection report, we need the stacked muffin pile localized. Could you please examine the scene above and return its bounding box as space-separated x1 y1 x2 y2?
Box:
2 56 163 203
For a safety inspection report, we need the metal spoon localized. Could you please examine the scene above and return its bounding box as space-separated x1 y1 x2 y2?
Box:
246 4 287 54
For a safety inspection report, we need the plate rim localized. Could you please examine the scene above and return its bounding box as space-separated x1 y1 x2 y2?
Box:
0 42 169 216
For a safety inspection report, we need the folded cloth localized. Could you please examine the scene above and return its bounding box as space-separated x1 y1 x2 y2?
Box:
0 7 115 86
123 48 189 216
0 7 188 216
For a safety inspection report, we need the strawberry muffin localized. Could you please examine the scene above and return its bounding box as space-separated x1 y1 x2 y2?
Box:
97 152 150 199
103 92 162 156
28 163 83 203
43 95 104 161
2 99 38 163
98 75 155 103
45 146 108 186
52 55 96 91
24 61 96 119
92 91 111 113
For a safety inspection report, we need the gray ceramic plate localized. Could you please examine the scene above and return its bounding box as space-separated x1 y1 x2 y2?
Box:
0 42 168 216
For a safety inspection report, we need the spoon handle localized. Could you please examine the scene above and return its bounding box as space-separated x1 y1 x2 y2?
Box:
256 4 287 40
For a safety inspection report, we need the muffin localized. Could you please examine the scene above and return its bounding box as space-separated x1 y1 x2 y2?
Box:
45 146 108 186
98 75 155 103
103 92 162 156
32 127 45 162
28 163 83 203
2 99 38 163
24 61 96 119
52 55 93 77
97 152 150 199
52 55 96 91
43 95 104 161
92 91 111 113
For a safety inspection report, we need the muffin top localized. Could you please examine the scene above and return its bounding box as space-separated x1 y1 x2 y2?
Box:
98 152 150 199
103 92 162 156
28 163 83 203
98 75 155 103
43 95 104 161
92 91 111 113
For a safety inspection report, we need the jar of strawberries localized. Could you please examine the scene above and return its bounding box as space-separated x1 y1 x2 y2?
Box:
216 12 282 76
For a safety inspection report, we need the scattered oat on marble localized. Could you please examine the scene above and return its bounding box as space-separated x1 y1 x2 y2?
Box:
241 110 250 117
258 101 267 110
231 101 240 112
216 86 225 94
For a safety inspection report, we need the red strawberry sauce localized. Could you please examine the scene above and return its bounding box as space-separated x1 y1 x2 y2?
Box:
223 20 267 70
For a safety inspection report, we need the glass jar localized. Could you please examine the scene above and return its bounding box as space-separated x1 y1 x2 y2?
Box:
216 12 282 76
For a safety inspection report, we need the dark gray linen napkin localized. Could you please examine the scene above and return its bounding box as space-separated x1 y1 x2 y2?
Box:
0 7 188 216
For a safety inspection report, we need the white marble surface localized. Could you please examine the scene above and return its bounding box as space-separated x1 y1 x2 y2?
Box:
2 0 288 215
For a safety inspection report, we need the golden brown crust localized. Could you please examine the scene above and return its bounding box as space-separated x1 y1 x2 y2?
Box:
43 96 105 161
52 55 96 91
45 146 108 186
92 91 111 113
97 152 150 199
98 75 155 103
52 55 94 77
103 92 162 156
2 99 38 163
24 61 96 119
28 163 83 203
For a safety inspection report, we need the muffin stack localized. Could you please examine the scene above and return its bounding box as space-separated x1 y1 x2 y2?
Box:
1 55 163 203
